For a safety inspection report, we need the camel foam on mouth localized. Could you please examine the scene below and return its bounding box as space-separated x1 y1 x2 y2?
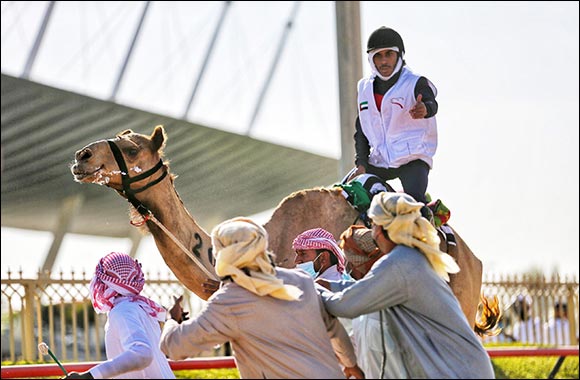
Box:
75 165 141 186
72 165 102 182
73 165 124 186
92 169 124 186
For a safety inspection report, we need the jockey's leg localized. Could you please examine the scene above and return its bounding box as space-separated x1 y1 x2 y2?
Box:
397 160 435 223
397 159 430 204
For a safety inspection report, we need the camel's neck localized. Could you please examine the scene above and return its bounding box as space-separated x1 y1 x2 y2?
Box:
131 178 216 300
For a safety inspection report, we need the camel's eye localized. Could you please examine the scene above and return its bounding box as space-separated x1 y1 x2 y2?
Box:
126 148 139 158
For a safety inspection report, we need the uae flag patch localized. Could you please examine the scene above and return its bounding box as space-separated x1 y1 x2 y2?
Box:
359 101 368 111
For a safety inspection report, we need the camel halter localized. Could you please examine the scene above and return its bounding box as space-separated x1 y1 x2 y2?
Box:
106 139 218 281
107 140 168 217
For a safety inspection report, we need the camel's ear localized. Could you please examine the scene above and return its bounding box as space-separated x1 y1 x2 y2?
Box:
117 129 133 137
151 125 167 152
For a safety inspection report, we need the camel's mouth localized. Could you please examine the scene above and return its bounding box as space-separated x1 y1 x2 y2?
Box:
71 164 104 183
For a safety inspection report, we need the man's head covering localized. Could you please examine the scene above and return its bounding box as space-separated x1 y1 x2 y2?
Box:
89 252 166 321
554 301 567 313
212 217 302 301
367 26 405 54
366 26 405 81
292 228 346 273
367 192 459 282
340 225 381 266
339 225 383 277
513 294 533 320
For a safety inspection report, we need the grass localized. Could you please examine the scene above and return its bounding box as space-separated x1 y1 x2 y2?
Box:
174 368 240 379
486 342 579 379
491 355 578 379
3 350 578 379
172 352 579 379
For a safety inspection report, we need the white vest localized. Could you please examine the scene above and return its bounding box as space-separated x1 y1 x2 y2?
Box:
357 66 438 169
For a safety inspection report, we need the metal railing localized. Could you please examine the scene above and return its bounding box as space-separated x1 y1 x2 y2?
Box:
2 270 578 363
481 273 579 345
1 268 198 363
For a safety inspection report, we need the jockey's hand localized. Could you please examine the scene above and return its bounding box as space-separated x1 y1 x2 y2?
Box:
409 93 427 119
63 371 93 379
344 364 365 379
347 165 366 182
169 295 189 324
203 279 221 295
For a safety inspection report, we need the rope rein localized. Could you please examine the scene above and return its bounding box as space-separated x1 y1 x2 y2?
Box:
147 213 218 281
107 139 219 281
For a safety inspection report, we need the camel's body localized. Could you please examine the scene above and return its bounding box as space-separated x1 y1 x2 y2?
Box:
71 126 483 328
265 187 483 328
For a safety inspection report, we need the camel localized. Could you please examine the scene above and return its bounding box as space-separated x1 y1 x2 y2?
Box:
71 125 497 332
265 187 487 331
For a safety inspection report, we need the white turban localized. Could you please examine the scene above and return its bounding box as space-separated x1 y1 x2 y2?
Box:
212 217 302 301
368 192 460 282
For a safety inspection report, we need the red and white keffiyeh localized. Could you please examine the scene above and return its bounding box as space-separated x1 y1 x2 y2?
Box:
89 252 166 321
292 228 346 273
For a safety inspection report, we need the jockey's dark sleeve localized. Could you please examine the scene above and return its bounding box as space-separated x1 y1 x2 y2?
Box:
353 75 439 168
414 76 438 118
354 117 370 168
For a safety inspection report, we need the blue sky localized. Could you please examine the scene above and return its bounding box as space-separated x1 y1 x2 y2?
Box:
1 1 578 279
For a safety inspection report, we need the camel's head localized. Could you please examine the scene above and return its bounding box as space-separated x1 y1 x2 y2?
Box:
70 125 167 192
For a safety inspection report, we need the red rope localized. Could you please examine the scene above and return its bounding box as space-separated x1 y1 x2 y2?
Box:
130 212 151 226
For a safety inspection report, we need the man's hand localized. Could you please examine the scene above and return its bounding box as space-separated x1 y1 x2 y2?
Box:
62 371 93 379
344 364 365 379
347 165 366 182
202 278 221 295
409 93 427 119
169 295 189 324
315 278 331 291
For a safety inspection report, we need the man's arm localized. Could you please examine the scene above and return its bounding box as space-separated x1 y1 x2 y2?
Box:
316 292 364 378
414 77 438 118
354 116 371 168
320 257 407 319
89 307 156 379
160 295 233 360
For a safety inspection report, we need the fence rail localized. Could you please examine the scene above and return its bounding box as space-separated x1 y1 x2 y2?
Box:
2 271 578 362
481 273 579 346
0 356 237 378
1 269 198 362
2 348 579 379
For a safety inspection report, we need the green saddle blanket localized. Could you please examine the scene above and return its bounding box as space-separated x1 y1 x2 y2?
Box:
334 181 372 212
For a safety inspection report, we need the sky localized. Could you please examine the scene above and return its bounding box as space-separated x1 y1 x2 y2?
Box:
1 1 579 281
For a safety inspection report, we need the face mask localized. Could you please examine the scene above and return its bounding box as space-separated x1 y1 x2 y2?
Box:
296 261 319 279
341 271 354 281
296 253 322 279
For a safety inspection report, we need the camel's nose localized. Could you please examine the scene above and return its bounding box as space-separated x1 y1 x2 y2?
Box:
75 147 93 162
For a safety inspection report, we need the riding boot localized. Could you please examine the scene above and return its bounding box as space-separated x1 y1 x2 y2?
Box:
420 205 435 226
360 211 372 228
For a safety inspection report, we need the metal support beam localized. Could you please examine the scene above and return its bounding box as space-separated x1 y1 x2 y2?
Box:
22 1 55 79
182 1 232 119
246 1 301 135
41 194 85 275
110 1 151 101
335 1 362 180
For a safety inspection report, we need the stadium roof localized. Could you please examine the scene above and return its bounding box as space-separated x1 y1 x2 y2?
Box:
1 73 340 237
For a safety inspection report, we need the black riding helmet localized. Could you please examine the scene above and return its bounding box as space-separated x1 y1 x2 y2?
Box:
366 26 405 55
